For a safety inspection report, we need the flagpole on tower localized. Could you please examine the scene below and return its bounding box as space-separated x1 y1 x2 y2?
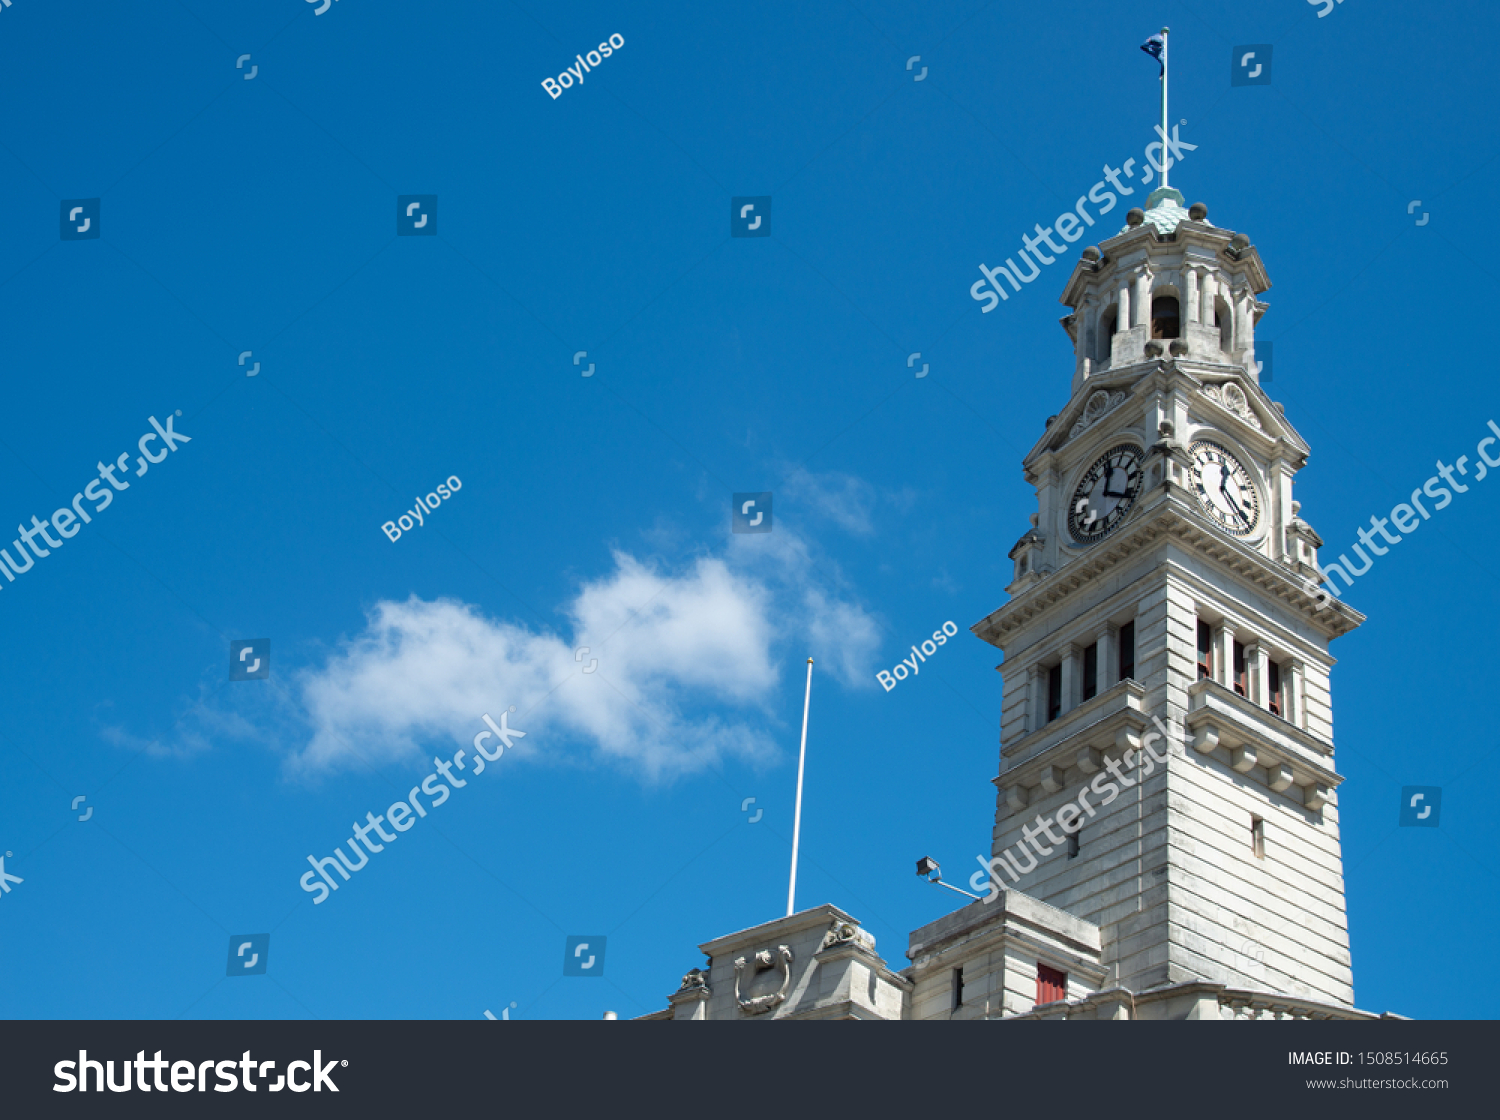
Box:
786 657 814 917
1160 26 1170 188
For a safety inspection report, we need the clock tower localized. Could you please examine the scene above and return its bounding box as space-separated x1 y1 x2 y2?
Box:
641 187 1396 1022
969 185 1366 1009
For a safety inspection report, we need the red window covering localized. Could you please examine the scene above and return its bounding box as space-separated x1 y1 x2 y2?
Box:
1037 964 1068 1005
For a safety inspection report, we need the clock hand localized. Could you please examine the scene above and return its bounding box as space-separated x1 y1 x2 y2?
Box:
1220 480 1249 525
1101 465 1127 499
1211 470 1244 524
1218 471 1235 506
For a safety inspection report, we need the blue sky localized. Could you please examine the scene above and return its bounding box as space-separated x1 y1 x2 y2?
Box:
0 0 1496 1021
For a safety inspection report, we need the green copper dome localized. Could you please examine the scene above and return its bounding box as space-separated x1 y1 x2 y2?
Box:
1120 186 1205 236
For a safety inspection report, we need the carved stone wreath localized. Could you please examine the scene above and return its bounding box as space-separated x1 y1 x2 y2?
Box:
1201 380 1264 431
1068 389 1127 439
733 946 793 1015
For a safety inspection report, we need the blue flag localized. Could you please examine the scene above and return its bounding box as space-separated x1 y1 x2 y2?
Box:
1140 33 1164 76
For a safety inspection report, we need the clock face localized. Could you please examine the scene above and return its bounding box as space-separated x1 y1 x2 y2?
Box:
1068 443 1145 544
1189 439 1260 535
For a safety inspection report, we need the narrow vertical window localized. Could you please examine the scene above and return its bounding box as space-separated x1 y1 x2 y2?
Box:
1097 307 1117 363
1118 621 1135 682
1047 663 1062 722
1082 643 1099 702
952 967 965 1010
1196 621 1213 681
1268 659 1283 717
1067 829 1080 859
1233 641 1247 696
1037 964 1068 1005
1251 816 1266 860
1151 295 1180 339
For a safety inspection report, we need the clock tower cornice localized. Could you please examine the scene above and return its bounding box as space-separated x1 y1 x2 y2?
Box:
973 489 1365 652
1059 213 1271 310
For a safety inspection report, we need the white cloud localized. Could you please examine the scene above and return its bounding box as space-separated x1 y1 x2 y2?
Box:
108 478 888 783
285 529 880 781
726 527 881 691
801 586 882 688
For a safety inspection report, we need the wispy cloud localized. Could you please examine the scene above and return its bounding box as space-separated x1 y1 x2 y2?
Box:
779 467 879 536
109 512 883 783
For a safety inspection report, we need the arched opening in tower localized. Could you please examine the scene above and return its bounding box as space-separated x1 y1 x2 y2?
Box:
1150 295 1180 340
1096 306 1117 364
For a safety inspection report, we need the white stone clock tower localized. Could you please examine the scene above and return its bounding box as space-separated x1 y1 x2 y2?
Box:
964 185 1367 1012
641 188 1398 1021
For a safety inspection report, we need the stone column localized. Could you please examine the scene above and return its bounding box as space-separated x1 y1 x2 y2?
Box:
1060 643 1080 715
1246 644 1268 708
1030 665 1047 733
1118 280 1130 336
1097 625 1117 689
1184 266 1199 323
1212 623 1233 688
1202 271 1217 327
1287 661 1305 729
1134 269 1153 329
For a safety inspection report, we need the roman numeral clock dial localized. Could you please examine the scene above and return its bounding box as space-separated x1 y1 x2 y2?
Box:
1068 443 1145 544
1189 439 1261 535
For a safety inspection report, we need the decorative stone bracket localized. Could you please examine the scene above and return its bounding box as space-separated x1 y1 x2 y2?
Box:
820 921 859 951
1189 718 1335 810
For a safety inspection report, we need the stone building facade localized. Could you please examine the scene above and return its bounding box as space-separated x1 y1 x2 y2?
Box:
642 187 1399 1022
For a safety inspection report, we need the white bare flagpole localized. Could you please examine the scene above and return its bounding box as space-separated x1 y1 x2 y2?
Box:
786 657 814 917
1160 26 1171 188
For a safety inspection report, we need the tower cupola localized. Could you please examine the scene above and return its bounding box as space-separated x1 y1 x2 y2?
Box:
1059 190 1270 395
